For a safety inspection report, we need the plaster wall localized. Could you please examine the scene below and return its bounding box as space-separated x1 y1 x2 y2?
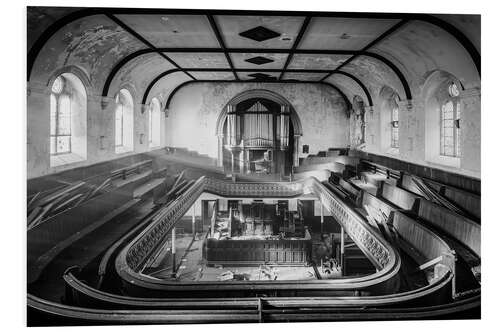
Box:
165 82 350 160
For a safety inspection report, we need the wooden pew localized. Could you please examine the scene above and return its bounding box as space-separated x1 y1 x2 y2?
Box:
412 198 480 258
379 182 420 211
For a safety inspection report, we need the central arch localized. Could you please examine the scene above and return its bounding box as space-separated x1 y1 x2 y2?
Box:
215 89 303 175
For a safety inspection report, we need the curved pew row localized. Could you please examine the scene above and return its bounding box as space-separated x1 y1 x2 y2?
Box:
329 176 479 296
113 176 402 297
60 206 458 309
359 159 480 222
28 291 480 325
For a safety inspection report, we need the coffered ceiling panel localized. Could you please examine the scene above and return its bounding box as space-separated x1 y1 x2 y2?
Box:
164 52 230 68
114 14 220 48
288 54 352 70
238 71 280 81
298 17 400 50
216 15 305 49
282 72 327 81
188 71 236 80
230 53 288 69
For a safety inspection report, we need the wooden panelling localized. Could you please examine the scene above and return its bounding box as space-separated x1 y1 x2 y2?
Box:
355 152 480 195
391 211 454 270
204 238 312 265
414 199 481 256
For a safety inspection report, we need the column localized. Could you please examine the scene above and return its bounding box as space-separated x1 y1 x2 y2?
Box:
171 227 176 277
340 226 345 276
217 134 224 167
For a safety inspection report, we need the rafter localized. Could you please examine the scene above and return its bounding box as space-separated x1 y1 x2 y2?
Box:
27 9 480 83
278 16 311 80
164 79 352 110
105 14 196 81
101 48 411 100
141 68 372 108
207 15 239 81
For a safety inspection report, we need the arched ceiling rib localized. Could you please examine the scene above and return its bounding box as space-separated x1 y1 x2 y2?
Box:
28 7 480 106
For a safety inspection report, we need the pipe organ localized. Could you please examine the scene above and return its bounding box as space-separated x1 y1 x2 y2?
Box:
225 100 292 175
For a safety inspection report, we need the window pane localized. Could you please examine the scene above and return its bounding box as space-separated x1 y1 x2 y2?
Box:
56 136 71 154
50 94 57 136
115 105 123 146
58 95 71 135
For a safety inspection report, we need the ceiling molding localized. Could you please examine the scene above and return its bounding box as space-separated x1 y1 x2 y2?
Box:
278 16 311 80
27 8 481 82
101 48 411 100
207 15 239 81
320 19 409 82
141 68 371 106
331 71 373 106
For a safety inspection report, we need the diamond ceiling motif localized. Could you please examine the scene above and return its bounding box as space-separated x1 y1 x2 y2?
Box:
244 56 275 65
239 26 281 42
247 73 277 81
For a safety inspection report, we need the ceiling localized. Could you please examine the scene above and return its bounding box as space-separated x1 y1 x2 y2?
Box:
27 8 481 109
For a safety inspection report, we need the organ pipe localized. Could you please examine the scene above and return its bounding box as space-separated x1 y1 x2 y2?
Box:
279 105 290 150
228 105 237 146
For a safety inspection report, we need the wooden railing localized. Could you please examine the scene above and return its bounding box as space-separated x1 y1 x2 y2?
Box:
119 176 398 283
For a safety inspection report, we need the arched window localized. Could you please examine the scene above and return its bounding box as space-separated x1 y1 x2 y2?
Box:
49 73 87 167
440 82 461 157
149 98 161 148
390 103 399 149
115 89 134 154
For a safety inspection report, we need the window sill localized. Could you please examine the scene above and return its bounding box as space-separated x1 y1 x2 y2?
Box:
426 155 461 169
50 153 86 167
115 146 133 155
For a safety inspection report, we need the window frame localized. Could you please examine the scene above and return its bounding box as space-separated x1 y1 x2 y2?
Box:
50 76 72 156
439 82 461 157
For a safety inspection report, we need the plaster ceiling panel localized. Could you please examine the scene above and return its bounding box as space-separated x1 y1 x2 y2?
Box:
299 17 400 50
341 55 405 99
230 53 288 69
188 71 236 80
238 71 280 81
112 53 177 98
325 75 367 103
216 15 305 49
164 52 230 68
372 20 480 86
288 54 352 70
30 14 146 90
147 71 192 105
28 6 82 52
433 14 480 55
282 72 326 81
114 14 220 48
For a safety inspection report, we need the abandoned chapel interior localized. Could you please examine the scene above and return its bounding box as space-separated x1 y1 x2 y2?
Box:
26 6 481 325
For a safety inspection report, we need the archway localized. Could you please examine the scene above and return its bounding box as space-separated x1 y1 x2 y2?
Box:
216 89 302 177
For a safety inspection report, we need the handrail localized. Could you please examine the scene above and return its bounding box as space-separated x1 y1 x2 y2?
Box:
115 176 402 295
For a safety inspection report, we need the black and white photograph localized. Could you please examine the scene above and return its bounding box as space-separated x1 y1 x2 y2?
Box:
10 0 495 329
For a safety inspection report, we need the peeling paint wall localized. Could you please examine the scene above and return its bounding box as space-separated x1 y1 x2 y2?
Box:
165 82 350 160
